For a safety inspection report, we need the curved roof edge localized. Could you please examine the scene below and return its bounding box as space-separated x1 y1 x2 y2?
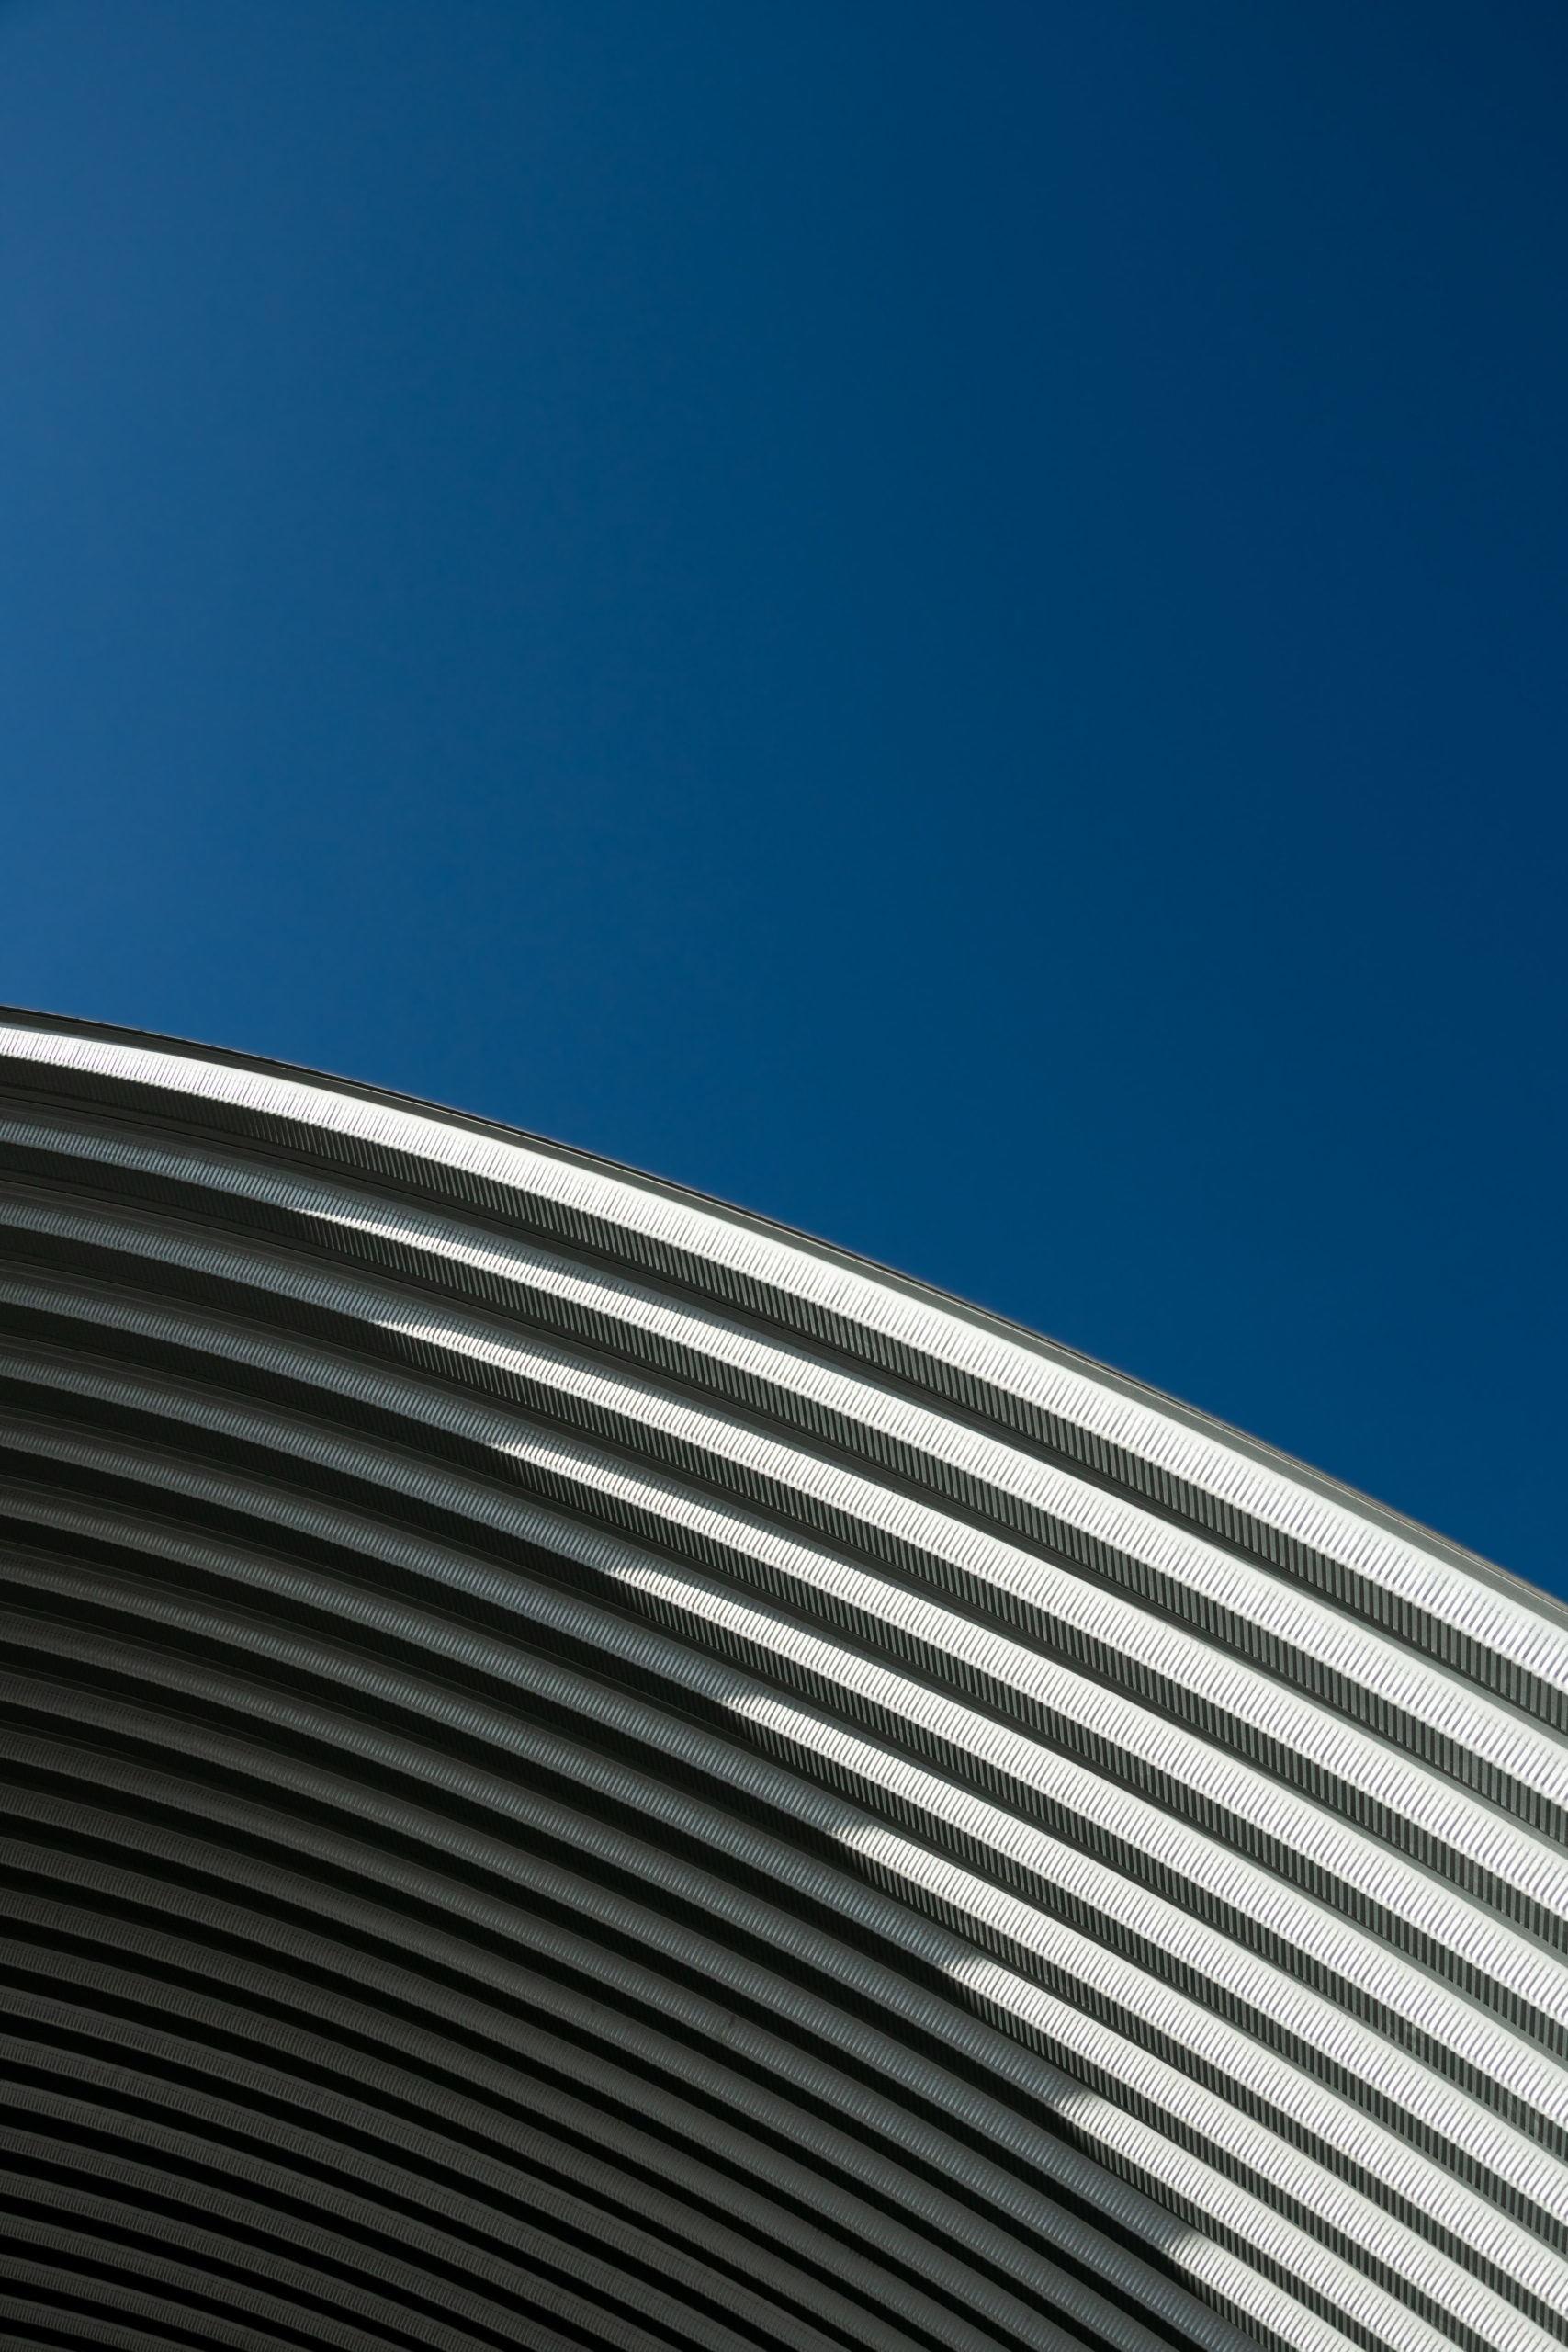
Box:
0 1000 1551 1629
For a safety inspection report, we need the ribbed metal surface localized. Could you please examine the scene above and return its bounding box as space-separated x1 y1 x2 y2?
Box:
2 1012 1565 2352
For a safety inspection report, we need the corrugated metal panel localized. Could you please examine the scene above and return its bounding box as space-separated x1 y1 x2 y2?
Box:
1 1010 1565 2352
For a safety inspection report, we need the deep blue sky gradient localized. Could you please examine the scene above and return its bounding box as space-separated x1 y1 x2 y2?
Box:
1 3 1564 1586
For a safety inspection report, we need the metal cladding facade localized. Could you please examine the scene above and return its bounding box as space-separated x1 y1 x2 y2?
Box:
1 1017 1567 2352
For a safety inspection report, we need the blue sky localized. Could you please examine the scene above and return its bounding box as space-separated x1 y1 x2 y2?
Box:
1 2 1563 1589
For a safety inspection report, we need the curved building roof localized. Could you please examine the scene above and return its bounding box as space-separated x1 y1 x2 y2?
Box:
1 1009 1565 2352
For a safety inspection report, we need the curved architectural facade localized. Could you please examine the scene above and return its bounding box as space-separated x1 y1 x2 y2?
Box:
1 1010 1566 2352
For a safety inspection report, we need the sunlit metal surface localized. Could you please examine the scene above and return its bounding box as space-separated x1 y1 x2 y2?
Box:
2 1010 1565 2352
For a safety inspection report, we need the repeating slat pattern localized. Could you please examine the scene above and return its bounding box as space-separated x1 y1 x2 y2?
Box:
2 1012 1565 2352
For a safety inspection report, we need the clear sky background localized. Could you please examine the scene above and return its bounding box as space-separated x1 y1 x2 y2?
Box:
0 3 1563 1589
